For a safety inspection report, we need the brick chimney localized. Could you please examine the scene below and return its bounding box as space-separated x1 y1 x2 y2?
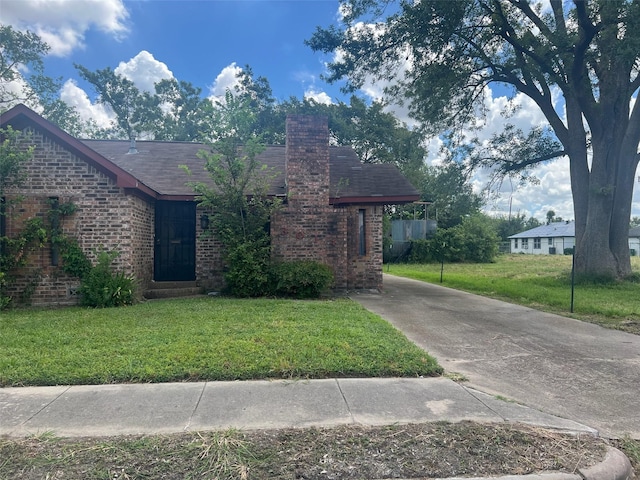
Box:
285 115 330 208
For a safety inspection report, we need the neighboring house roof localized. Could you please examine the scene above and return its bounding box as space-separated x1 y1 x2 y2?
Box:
1 104 419 205
510 221 640 239
509 221 575 239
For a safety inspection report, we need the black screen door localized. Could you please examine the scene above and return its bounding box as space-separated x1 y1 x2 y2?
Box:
154 201 196 281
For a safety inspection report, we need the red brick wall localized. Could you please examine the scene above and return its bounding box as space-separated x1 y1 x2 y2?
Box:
271 115 383 291
195 206 225 291
3 128 155 306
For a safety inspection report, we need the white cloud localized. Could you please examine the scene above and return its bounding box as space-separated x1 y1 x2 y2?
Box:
2 0 129 56
114 51 174 93
208 63 243 101
59 79 114 129
304 88 333 105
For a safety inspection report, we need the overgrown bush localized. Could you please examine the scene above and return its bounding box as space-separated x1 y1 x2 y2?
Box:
222 240 271 298
407 239 437 263
79 250 136 308
270 260 334 298
407 215 499 264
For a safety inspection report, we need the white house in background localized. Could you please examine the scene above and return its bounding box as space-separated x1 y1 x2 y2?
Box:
509 221 576 254
509 221 640 256
630 226 640 256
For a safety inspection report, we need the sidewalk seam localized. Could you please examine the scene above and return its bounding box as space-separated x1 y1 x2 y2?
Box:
184 382 207 431
459 385 509 422
334 379 356 424
8 386 72 435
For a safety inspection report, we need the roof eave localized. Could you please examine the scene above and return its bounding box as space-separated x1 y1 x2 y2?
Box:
330 194 420 206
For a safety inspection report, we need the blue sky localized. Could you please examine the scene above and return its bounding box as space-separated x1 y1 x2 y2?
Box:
6 0 347 104
2 0 639 222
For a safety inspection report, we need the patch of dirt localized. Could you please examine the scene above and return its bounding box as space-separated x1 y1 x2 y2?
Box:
1 421 618 479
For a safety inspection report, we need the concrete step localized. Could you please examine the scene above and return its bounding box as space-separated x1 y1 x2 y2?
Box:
143 282 203 299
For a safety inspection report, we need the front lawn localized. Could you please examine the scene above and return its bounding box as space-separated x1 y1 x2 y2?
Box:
0 298 442 387
387 254 640 333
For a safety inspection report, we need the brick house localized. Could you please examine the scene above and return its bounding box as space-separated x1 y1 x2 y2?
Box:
1 104 419 306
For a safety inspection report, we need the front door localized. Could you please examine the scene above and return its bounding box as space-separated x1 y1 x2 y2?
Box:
154 201 196 281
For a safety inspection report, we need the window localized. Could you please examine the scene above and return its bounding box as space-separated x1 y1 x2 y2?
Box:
514 238 518 248
534 237 541 249
548 238 553 245
522 238 529 249
358 209 366 255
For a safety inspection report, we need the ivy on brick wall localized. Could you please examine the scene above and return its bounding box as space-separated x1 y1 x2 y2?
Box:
48 198 92 280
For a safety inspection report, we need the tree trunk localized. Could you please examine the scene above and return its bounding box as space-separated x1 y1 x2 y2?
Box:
572 129 636 280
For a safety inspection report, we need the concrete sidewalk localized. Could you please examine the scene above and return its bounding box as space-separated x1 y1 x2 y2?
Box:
3 378 633 480
0 377 595 438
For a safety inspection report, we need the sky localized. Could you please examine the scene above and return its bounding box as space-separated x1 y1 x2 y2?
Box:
2 0 639 223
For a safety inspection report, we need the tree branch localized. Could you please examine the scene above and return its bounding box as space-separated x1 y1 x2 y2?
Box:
502 150 567 172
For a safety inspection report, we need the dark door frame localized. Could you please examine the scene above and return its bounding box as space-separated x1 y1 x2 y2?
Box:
154 200 196 282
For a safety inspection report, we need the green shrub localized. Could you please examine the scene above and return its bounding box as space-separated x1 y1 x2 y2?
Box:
407 239 437 263
80 250 135 308
564 247 574 255
406 215 499 264
270 260 334 298
223 240 271 297
0 272 9 310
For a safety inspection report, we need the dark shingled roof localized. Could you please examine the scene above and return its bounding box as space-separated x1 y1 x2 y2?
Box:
1 105 418 205
81 140 420 204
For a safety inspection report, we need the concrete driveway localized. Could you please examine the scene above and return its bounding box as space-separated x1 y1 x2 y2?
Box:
351 274 640 439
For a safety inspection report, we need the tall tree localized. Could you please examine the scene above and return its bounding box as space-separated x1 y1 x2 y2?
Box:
75 65 161 141
187 90 276 296
154 78 215 141
418 162 484 229
0 24 49 109
308 0 640 280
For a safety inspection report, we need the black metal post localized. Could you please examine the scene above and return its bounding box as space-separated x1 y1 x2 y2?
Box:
570 246 576 313
440 243 445 283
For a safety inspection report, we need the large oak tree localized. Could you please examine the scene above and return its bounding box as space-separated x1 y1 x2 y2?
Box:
309 0 640 279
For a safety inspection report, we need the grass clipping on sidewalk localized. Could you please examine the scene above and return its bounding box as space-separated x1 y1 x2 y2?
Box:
1 422 610 479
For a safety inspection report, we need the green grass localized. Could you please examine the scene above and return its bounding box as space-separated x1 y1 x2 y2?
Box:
0 297 442 386
386 255 640 332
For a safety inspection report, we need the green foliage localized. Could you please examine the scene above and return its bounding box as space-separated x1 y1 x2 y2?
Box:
222 239 271 298
188 90 281 297
46 199 92 280
79 249 135 308
408 215 499 264
57 237 92 279
75 64 161 141
270 261 334 298
0 126 33 196
0 217 47 308
153 78 216 141
0 24 49 107
0 272 8 310
416 162 483 228
490 213 541 242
